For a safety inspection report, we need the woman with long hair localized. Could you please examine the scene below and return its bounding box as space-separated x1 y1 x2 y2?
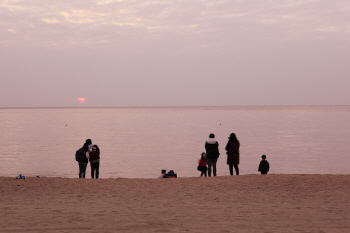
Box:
225 133 240 175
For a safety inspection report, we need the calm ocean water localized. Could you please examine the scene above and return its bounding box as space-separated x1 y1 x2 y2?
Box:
1 106 349 178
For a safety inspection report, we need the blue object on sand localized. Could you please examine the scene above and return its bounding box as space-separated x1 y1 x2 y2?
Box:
15 174 26 179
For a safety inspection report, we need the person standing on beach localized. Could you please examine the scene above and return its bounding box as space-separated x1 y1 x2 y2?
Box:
225 133 240 175
89 143 100 179
258 155 270 175
78 139 91 178
205 133 220 177
198 152 208 177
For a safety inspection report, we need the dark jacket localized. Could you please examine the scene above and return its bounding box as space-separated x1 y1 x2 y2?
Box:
205 138 220 159
258 160 270 173
79 143 90 164
89 144 100 163
225 141 240 165
163 170 177 178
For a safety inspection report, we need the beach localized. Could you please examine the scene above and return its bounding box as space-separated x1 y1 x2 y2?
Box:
0 175 349 233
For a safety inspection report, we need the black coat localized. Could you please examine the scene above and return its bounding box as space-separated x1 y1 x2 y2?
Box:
225 141 240 165
205 141 220 159
78 147 89 164
258 160 270 173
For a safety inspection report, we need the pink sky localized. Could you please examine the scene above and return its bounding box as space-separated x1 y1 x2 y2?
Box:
1 0 349 107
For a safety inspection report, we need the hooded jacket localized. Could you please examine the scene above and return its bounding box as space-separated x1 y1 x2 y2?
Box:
205 138 220 159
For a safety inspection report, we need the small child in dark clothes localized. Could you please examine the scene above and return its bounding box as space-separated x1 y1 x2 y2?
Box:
258 155 270 175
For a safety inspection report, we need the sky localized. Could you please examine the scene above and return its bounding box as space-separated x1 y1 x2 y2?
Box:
1 0 350 107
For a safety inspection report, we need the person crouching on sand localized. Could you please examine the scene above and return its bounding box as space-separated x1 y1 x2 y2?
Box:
158 170 166 178
88 143 100 179
163 170 177 178
197 152 208 177
258 155 270 175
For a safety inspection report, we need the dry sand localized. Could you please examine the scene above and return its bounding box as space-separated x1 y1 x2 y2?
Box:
0 175 349 233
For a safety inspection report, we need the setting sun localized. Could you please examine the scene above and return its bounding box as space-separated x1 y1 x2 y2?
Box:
78 98 85 103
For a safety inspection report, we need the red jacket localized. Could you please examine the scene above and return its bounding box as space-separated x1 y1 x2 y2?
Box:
89 144 100 162
198 158 207 167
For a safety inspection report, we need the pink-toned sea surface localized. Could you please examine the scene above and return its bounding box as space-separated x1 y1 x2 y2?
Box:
1 106 349 178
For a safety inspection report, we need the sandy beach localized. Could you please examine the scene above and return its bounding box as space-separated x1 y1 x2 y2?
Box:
0 175 349 233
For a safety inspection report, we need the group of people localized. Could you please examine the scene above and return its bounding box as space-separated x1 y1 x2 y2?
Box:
77 139 101 179
197 133 270 177
77 133 270 179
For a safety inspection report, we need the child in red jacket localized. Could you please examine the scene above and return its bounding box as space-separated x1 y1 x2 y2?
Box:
197 152 208 177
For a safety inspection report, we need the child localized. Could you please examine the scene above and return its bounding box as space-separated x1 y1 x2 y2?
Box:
198 152 208 177
158 170 166 178
258 155 270 175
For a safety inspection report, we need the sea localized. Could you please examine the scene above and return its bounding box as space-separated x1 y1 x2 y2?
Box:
1 106 349 178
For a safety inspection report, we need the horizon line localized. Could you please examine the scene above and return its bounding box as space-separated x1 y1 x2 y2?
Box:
0 104 349 109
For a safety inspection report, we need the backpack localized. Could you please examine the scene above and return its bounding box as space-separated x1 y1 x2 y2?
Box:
75 148 86 162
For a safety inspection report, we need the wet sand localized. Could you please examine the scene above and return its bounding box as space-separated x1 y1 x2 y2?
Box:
0 175 349 233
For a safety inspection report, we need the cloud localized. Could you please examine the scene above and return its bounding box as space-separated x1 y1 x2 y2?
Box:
58 10 107 24
1 1 350 107
0 0 350 49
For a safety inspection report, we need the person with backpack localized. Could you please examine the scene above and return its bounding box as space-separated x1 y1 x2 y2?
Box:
76 139 91 178
88 143 100 179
